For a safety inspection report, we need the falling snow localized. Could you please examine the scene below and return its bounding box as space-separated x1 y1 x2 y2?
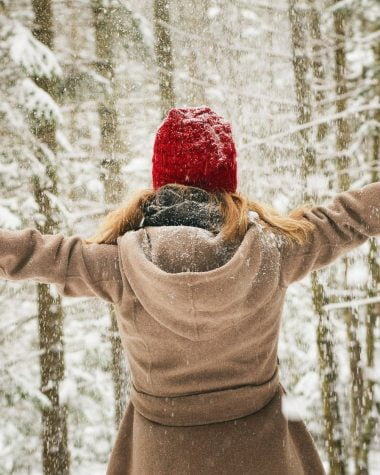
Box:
0 0 380 474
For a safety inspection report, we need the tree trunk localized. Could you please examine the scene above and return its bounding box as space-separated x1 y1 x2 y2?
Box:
183 0 209 106
307 0 328 141
333 5 366 473
288 0 316 183
360 237 380 471
92 0 128 428
67 0 80 145
31 1 70 473
333 5 350 191
288 1 346 472
311 273 346 475
154 0 175 119
358 21 380 472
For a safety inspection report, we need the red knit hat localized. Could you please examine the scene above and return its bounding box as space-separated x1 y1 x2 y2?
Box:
152 107 237 193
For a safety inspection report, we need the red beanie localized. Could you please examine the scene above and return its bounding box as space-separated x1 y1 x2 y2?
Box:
152 107 237 193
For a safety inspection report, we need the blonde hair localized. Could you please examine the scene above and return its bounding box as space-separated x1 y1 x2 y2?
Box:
84 184 316 247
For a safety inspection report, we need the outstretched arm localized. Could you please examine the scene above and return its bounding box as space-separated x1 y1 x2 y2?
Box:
0 228 123 303
280 181 380 287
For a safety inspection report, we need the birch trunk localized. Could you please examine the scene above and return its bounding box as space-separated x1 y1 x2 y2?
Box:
31 1 70 473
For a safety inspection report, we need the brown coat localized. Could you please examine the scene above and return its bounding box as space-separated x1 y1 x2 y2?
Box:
1 181 380 474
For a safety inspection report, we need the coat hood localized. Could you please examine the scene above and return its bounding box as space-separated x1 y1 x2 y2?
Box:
117 220 280 341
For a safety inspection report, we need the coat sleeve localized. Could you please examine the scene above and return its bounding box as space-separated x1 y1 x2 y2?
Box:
0 227 123 303
279 181 380 287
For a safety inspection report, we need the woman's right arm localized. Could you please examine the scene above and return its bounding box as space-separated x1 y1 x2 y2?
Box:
0 228 123 303
280 181 380 287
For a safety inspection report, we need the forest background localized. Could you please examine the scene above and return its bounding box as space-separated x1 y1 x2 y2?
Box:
0 0 379 473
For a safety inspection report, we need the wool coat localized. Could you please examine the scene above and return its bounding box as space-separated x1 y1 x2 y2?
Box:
1 181 380 475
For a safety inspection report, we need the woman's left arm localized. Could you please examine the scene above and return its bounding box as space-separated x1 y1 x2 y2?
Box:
0 228 123 303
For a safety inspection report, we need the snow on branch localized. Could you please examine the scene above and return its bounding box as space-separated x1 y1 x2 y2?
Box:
323 295 380 312
18 78 63 123
8 22 61 78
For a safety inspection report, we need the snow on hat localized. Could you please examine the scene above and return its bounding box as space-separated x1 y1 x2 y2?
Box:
152 107 237 193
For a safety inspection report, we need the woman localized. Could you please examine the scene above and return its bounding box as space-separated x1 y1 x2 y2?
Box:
1 106 379 474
